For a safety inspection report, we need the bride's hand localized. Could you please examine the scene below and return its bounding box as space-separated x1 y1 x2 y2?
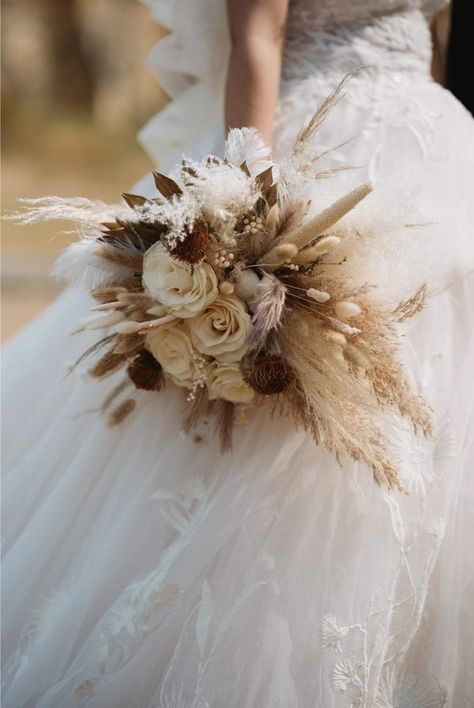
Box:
225 0 289 145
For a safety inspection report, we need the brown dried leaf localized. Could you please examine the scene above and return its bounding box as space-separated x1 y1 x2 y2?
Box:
152 171 182 198
122 193 149 209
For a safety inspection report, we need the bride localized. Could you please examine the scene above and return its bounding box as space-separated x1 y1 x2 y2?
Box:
2 1 473 706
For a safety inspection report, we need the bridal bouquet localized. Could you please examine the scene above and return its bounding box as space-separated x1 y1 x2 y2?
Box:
14 83 431 488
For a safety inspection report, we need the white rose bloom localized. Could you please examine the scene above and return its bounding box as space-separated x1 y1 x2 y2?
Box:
189 295 252 362
207 361 255 404
143 242 218 318
145 321 196 388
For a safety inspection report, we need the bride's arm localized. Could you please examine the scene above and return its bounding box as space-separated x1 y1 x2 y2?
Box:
225 0 289 144
430 18 445 86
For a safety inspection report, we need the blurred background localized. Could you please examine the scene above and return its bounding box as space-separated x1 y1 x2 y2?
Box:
1 2 453 342
1 0 167 341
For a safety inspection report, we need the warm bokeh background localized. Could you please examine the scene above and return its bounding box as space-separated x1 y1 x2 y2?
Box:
1 0 167 341
1 2 451 342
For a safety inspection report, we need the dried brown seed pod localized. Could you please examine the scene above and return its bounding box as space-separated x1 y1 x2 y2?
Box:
127 349 164 391
243 354 293 395
170 219 209 264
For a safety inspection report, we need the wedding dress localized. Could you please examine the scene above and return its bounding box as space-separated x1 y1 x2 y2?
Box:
2 1 474 706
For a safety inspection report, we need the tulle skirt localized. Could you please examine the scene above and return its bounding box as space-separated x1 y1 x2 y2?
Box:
2 73 474 706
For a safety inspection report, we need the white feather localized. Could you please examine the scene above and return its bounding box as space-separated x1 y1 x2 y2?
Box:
53 241 137 290
224 127 272 177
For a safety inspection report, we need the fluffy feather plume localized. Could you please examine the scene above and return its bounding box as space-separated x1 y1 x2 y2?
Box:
248 275 287 346
225 127 272 176
54 241 138 289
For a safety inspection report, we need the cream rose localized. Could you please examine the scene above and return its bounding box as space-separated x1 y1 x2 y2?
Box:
207 361 254 404
145 321 196 388
189 295 252 362
142 242 218 318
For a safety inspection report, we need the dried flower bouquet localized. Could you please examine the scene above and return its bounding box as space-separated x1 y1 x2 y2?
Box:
13 81 432 489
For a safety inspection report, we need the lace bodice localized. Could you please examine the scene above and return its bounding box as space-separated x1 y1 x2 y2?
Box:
272 0 450 172
287 0 447 28
284 0 448 82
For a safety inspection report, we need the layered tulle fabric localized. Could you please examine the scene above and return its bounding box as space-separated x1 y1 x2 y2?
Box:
2 0 474 706
2 276 473 707
137 0 229 169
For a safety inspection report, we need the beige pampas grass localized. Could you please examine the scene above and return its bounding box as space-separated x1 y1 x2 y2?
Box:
293 73 353 154
393 284 427 322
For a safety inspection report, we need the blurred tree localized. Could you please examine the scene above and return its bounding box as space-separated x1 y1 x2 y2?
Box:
39 0 95 113
2 0 164 134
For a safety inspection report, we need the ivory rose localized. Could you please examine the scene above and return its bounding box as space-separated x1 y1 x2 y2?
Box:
143 242 218 318
145 321 196 388
189 295 252 362
207 361 255 404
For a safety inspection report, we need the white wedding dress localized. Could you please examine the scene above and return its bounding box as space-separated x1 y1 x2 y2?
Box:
2 1 474 706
